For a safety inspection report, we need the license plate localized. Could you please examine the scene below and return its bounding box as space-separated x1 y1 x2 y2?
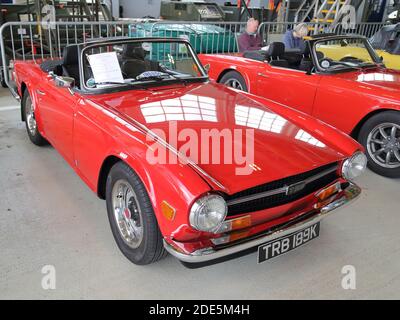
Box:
258 222 320 263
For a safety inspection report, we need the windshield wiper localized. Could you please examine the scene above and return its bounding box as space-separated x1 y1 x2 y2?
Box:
136 73 171 81
359 62 379 69
328 62 363 71
160 70 191 84
136 73 192 86
93 81 129 86
90 81 147 89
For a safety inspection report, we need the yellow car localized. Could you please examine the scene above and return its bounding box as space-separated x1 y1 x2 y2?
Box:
316 44 377 65
305 26 400 70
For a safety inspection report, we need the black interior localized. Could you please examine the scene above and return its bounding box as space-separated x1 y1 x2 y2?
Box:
266 42 289 68
62 45 80 84
39 44 80 86
243 41 321 72
120 43 148 78
39 59 63 75
120 43 162 79
298 44 314 72
39 43 164 88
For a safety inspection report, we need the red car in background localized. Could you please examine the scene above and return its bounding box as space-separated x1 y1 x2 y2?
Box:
200 34 400 178
14 37 365 267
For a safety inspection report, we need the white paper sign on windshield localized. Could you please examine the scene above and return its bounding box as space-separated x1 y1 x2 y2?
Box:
88 51 124 84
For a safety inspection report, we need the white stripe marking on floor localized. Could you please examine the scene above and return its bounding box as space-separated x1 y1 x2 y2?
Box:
0 106 19 112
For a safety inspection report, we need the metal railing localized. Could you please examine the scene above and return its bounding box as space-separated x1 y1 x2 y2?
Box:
0 20 391 92
258 22 390 43
0 20 142 91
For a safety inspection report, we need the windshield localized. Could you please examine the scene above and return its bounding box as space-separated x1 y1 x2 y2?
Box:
82 39 207 91
314 38 380 72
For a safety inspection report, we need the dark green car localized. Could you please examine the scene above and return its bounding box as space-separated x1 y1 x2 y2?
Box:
129 22 238 54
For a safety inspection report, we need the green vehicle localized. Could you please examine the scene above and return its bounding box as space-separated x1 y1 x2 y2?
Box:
128 22 238 54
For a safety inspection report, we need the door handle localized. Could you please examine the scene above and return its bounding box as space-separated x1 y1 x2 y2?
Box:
36 89 46 96
258 73 269 78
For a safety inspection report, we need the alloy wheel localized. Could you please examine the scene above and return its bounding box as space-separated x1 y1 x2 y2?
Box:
224 78 244 90
367 122 400 169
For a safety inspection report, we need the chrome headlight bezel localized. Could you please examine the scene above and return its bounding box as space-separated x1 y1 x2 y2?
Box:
189 194 228 233
342 151 368 181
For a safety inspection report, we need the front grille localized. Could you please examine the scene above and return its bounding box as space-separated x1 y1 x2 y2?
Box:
226 162 339 216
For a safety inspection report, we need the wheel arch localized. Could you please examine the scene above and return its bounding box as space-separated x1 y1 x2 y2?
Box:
351 108 400 140
216 68 250 91
97 154 155 201
97 155 123 200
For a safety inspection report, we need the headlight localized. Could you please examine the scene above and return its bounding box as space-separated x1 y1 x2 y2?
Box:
189 194 227 233
342 151 367 180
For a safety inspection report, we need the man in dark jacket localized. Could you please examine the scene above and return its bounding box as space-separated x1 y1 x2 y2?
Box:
238 18 262 52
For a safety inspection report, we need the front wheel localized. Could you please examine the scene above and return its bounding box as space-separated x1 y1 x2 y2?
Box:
219 71 248 92
106 161 167 265
358 111 400 178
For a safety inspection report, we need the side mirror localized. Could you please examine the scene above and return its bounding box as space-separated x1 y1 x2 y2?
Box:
55 76 75 88
203 63 210 74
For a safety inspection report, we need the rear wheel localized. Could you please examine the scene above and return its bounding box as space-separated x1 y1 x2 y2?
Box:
1 70 7 88
219 71 248 92
1 57 8 88
358 111 400 178
22 90 48 146
106 161 167 265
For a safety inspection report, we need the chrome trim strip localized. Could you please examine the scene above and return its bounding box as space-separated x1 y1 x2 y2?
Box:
163 182 360 264
226 165 338 206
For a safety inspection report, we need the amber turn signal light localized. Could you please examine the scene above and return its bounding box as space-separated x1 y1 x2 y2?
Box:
216 215 252 233
314 182 341 209
161 201 176 221
316 182 341 202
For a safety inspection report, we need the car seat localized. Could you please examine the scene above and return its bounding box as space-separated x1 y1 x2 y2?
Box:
299 45 314 72
120 43 150 79
265 42 289 68
62 45 80 85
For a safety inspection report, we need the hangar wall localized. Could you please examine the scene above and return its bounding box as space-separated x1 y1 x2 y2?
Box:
120 0 162 18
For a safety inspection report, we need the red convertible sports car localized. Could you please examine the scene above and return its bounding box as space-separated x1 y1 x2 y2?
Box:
14 37 365 267
199 34 400 178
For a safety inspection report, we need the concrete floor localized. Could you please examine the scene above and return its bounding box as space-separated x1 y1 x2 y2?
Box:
0 87 399 300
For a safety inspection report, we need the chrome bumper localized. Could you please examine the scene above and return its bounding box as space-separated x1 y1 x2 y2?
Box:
163 182 361 264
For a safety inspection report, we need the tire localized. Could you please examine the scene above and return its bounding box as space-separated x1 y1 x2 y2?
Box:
1 56 10 88
358 111 400 178
1 71 7 88
219 71 248 92
106 161 167 265
22 90 48 146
